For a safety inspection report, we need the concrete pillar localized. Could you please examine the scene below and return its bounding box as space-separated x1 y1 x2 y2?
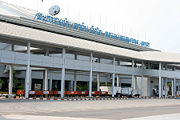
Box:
8 65 13 95
172 79 174 96
48 72 53 91
96 57 100 91
134 76 137 89
173 67 176 96
97 72 100 91
164 65 168 97
141 61 144 96
174 78 176 96
112 57 115 97
141 75 144 96
159 63 162 98
132 60 135 89
43 69 48 90
147 77 151 96
8 45 14 95
172 78 176 96
161 77 164 96
165 78 168 97
116 74 119 87
43 50 49 90
25 42 31 98
89 52 93 97
61 48 66 98
74 71 77 91
29 69 32 90
74 54 77 91
98 57 101 63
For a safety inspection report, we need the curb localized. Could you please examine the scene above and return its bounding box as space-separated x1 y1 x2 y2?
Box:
24 97 129 101
23 97 177 101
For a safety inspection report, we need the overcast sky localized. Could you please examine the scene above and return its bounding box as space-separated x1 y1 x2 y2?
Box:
1 0 180 52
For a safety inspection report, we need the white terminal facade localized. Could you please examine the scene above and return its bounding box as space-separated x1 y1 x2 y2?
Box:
0 1 180 98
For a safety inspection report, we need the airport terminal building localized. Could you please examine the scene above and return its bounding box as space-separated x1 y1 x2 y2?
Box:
0 1 180 98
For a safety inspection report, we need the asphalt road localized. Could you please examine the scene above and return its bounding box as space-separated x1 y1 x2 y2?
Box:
0 98 180 120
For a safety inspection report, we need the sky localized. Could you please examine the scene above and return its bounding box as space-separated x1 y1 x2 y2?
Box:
1 0 180 52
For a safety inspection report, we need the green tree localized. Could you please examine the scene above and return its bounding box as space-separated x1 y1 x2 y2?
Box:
11 68 24 91
0 79 5 85
0 79 5 90
77 84 88 91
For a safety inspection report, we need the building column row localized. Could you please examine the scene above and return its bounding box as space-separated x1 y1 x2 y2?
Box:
159 64 177 98
160 77 177 98
22 46 177 98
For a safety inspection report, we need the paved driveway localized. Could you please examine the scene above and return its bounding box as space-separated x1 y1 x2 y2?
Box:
0 99 180 120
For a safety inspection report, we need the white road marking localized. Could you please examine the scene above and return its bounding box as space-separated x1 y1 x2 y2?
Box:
123 113 180 120
1 114 110 120
2 113 180 120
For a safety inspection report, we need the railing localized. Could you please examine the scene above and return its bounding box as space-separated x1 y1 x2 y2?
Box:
1 50 180 78
17 90 108 98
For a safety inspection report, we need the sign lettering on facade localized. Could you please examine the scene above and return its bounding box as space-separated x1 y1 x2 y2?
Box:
35 13 150 47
